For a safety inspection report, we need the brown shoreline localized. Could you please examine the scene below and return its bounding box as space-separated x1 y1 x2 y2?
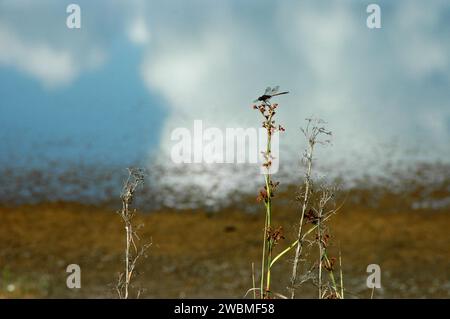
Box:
0 201 449 298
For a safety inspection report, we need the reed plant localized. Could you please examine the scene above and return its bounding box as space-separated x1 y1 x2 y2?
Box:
252 90 286 299
116 168 151 299
250 89 345 299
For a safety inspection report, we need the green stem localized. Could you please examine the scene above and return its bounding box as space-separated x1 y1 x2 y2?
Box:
323 252 339 297
339 250 344 299
270 212 335 269
264 175 272 295
261 110 274 298
260 210 268 298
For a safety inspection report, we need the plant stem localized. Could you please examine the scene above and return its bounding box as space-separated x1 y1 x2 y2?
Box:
339 250 344 299
117 168 146 299
259 107 275 299
125 223 130 299
260 211 268 298
290 141 314 298
264 170 272 295
317 213 322 299
323 252 339 297
270 205 338 270
252 263 256 299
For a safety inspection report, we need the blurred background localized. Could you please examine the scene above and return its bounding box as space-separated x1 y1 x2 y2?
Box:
0 0 449 298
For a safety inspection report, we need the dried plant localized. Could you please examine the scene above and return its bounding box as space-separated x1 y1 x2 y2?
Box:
289 118 332 298
116 168 151 299
312 185 344 299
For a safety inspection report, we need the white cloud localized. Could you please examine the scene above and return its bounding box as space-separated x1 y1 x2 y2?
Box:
0 24 77 88
128 17 151 45
0 21 107 88
0 1 112 88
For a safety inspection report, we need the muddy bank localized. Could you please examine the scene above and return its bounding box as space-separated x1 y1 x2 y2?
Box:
0 201 448 298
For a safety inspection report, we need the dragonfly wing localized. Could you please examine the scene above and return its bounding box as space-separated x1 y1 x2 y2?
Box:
271 85 280 95
264 87 271 95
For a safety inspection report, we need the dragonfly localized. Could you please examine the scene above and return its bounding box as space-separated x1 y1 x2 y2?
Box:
254 86 289 103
